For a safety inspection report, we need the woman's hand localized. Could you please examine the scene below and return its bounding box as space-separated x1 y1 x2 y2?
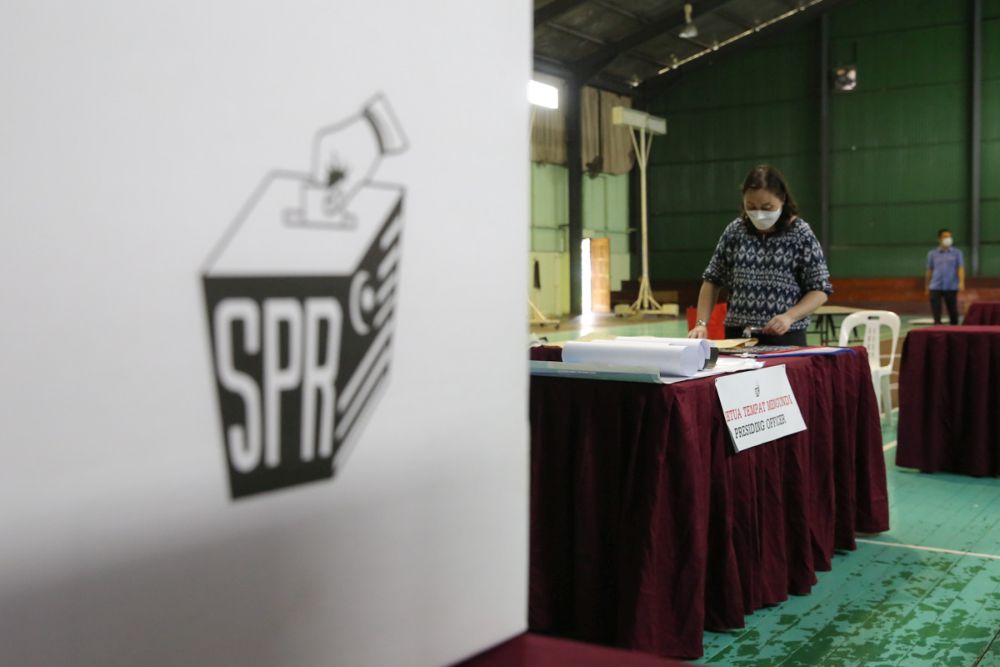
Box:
688 325 708 339
763 314 794 336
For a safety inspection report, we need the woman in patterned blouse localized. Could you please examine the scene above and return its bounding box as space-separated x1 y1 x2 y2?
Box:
688 165 833 346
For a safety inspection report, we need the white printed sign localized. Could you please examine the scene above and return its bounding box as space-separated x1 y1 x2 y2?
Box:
715 365 807 452
0 2 528 666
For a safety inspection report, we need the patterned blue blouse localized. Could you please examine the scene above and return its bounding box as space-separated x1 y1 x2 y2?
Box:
702 218 833 332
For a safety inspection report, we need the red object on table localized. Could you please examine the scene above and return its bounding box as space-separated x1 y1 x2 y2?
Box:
896 325 1000 476
686 303 727 339
456 633 691 667
527 347 889 659
963 301 1000 325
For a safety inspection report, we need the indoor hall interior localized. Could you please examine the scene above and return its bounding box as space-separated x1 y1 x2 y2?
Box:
527 0 1000 665
5 1 1000 667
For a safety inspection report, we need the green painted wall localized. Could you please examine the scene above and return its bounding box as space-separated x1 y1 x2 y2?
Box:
648 29 819 280
828 0 969 276
530 163 568 255
530 162 631 314
646 0 1000 280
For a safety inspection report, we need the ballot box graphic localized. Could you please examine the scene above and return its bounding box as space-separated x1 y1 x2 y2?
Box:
203 95 407 499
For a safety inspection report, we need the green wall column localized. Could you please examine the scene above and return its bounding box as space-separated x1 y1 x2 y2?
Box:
971 0 983 275
566 80 583 315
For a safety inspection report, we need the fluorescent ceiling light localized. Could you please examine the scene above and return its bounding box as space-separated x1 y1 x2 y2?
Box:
528 80 559 109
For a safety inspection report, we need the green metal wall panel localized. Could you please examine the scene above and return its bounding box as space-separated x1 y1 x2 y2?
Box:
982 141 1000 199
831 25 967 90
831 0 967 36
983 200 1000 242
582 177 606 231
649 249 715 281
831 83 967 149
830 202 967 246
831 143 967 205
982 245 1000 274
531 228 561 254
986 17 1000 76
652 40 814 114
582 173 629 231
649 212 735 252
984 79 1000 142
608 233 629 255
985 15 1000 262
531 163 568 230
605 175 630 231
659 101 818 164
649 161 753 214
610 252 631 291
827 245 955 278
649 159 819 221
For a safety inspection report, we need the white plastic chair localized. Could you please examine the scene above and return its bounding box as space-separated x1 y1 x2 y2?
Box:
838 310 901 424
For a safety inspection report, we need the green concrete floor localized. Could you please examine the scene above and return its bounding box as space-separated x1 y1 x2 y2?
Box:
698 416 1000 667
533 315 1000 666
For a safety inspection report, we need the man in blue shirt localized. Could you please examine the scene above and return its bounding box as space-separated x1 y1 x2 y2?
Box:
925 228 965 324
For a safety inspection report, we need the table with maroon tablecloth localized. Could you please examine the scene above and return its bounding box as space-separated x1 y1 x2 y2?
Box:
528 347 889 660
896 326 1000 476
963 301 1000 325
456 633 690 667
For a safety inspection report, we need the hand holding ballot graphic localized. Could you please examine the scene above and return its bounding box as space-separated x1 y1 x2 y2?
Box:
286 94 408 227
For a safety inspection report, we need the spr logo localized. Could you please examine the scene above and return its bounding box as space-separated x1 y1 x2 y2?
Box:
203 94 407 499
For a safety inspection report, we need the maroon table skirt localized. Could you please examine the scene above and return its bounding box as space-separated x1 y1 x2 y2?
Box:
456 633 690 667
896 326 1000 476
964 301 1000 325
528 347 889 660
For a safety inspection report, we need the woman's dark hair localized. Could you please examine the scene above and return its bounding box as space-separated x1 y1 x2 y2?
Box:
938 228 951 237
740 164 799 234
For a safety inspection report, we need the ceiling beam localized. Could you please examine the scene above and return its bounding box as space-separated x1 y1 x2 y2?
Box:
627 51 672 70
587 74 638 97
533 54 576 80
714 8 754 30
547 22 608 46
590 0 650 24
572 0 733 82
534 0 590 28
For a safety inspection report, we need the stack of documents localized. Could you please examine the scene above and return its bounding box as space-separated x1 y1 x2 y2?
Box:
537 336 762 385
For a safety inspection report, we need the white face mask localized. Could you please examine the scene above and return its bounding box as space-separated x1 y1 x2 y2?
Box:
941 237 954 247
746 207 782 231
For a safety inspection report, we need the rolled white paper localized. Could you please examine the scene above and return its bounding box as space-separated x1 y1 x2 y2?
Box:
622 336 713 360
563 339 704 377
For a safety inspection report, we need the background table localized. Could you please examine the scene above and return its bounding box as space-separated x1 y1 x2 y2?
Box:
812 305 862 344
528 347 889 659
963 301 1000 325
457 633 689 667
896 326 1000 476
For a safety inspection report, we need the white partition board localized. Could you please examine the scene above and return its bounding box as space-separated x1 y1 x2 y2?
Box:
0 3 530 665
